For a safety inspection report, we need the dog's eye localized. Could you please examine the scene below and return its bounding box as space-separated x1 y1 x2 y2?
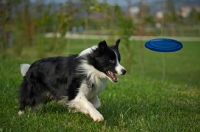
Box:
109 60 115 64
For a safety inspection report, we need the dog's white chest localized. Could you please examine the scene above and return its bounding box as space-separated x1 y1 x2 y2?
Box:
93 78 108 95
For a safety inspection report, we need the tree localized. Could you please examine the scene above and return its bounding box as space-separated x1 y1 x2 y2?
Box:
52 0 79 54
165 0 177 35
0 0 12 52
165 0 177 22
114 5 135 73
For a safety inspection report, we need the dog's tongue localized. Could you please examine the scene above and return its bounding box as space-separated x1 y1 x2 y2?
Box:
108 71 118 82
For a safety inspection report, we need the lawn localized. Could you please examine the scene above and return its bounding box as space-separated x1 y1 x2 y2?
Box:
0 38 200 132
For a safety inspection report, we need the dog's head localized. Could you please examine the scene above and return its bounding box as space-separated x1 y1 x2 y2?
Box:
92 39 126 83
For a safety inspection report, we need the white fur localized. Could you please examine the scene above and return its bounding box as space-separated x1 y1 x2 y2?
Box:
77 61 107 84
113 50 126 75
20 64 30 76
78 46 97 57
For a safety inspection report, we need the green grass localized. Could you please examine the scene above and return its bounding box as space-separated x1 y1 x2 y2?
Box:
0 39 200 132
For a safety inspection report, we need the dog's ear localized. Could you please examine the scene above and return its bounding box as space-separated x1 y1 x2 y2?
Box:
115 39 120 48
93 40 108 57
98 40 107 51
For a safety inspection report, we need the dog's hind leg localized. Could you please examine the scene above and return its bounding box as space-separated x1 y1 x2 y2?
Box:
18 102 25 115
19 78 47 115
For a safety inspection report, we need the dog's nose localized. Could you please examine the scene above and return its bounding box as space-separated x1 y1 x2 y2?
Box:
121 69 126 75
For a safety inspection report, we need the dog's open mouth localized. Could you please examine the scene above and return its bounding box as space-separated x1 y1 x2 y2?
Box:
106 71 118 83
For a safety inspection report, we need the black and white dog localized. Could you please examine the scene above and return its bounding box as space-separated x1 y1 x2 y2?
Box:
18 39 126 122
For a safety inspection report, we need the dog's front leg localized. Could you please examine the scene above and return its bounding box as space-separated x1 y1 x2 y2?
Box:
89 96 101 109
68 94 104 122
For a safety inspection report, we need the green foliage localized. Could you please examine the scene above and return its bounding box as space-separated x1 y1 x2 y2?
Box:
165 0 177 22
0 0 12 52
2 0 200 58
143 15 155 25
34 2 52 32
139 0 151 18
34 2 53 57
195 11 200 21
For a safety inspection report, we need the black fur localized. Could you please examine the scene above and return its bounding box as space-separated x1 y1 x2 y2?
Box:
18 55 83 111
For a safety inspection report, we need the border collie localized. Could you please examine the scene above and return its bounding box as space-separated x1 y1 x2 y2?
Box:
18 39 126 122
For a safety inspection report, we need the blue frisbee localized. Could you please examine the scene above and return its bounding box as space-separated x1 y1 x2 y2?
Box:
145 38 183 52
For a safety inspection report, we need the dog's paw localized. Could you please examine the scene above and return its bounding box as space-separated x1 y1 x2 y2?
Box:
90 110 104 122
18 110 24 116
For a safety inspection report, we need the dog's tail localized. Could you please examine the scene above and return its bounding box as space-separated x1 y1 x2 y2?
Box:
20 64 31 76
